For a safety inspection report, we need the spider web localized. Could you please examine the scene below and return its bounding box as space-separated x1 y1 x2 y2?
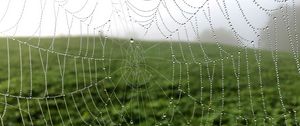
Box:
0 0 299 125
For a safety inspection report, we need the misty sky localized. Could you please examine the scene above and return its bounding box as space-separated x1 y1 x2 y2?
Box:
0 0 298 44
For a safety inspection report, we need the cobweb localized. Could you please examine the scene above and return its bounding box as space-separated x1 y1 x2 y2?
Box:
0 0 299 125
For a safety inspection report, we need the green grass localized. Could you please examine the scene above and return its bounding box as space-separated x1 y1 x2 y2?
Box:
0 36 299 125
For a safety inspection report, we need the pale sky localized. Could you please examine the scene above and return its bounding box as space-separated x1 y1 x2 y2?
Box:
0 0 297 43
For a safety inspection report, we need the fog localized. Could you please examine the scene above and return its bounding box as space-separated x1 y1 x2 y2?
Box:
260 5 300 51
0 0 298 47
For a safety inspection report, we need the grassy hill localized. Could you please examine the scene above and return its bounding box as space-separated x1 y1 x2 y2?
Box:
0 36 299 125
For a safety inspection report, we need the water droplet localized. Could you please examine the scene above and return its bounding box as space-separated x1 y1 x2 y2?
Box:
130 120 133 124
187 122 190 125
130 38 134 43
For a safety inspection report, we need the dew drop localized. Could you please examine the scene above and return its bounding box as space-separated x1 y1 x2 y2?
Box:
130 120 133 124
130 38 134 43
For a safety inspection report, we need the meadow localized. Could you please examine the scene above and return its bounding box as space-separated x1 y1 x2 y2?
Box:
0 36 299 125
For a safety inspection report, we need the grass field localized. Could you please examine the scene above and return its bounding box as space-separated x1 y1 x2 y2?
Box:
0 36 299 125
